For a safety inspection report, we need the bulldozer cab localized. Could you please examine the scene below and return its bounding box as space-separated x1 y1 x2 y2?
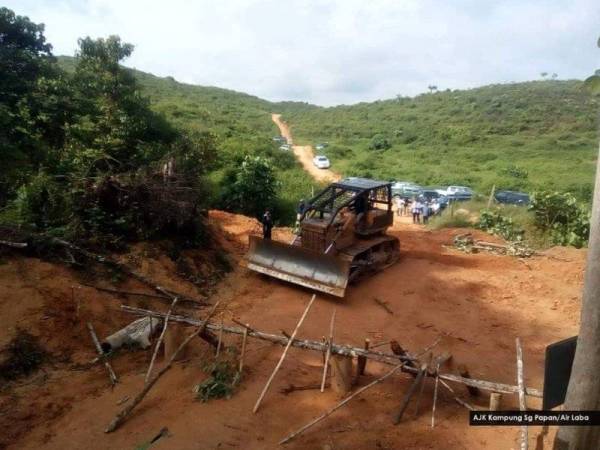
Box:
246 178 395 297
300 177 394 251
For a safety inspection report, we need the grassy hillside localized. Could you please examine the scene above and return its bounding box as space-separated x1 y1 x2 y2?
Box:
280 81 599 201
57 56 318 223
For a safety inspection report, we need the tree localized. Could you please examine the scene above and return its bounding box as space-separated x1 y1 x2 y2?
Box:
427 85 438 94
554 36 600 450
0 7 63 205
551 73 558 80
540 72 548 78
66 35 176 175
220 155 278 218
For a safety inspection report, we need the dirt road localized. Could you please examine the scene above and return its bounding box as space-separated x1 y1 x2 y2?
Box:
272 113 340 183
0 211 585 450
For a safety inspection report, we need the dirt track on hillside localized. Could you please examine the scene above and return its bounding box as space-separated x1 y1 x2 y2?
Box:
272 113 340 183
0 210 585 450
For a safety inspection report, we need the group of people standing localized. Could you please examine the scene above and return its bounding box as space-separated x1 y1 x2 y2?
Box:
395 197 440 224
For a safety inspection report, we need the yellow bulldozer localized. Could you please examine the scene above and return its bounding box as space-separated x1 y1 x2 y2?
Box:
245 178 400 297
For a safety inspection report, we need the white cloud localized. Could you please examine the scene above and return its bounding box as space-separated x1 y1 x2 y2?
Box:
6 0 600 105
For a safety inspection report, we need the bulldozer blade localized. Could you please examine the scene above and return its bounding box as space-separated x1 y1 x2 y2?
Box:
246 236 350 297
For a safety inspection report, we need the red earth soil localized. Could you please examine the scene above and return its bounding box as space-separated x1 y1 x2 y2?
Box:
0 210 585 449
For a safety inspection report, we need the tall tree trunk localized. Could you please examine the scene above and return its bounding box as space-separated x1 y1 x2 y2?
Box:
554 144 600 449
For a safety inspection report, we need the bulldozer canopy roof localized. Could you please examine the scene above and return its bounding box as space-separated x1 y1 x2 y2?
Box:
333 177 391 192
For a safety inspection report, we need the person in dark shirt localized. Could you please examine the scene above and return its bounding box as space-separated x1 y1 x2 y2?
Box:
262 209 273 239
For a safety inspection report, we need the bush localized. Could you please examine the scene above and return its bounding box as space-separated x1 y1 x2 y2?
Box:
477 209 525 241
0 329 47 381
14 172 70 230
219 155 279 219
368 134 391 150
529 191 590 248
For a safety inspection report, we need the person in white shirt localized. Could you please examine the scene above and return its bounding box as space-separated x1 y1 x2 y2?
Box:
411 199 421 224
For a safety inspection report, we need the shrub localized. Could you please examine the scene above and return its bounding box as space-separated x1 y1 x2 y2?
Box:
369 134 391 150
219 155 279 218
194 353 240 402
477 209 525 241
0 329 47 381
529 191 590 248
14 172 70 230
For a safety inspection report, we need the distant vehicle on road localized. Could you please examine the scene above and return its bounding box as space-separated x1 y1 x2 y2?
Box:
273 136 287 143
438 186 473 201
279 144 291 151
391 181 422 198
315 143 328 151
495 190 530 205
313 155 331 169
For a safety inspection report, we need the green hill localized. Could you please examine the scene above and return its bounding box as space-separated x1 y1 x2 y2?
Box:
280 81 599 200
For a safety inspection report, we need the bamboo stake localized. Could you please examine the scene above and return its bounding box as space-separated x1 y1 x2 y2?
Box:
145 297 178 383
216 314 224 358
279 363 405 445
253 294 317 413
516 338 528 450
431 364 441 428
87 322 118 386
121 305 543 398
320 309 336 392
105 300 220 433
431 353 452 428
239 325 249 373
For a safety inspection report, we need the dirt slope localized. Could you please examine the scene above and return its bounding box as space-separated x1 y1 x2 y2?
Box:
272 113 340 183
0 211 585 450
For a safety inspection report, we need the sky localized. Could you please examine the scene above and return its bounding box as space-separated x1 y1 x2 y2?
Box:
6 0 600 106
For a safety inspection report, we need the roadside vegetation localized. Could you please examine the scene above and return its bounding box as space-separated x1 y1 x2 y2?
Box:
429 191 591 249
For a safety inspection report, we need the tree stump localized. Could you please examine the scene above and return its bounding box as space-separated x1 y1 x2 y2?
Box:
489 392 502 410
164 326 188 361
331 355 353 396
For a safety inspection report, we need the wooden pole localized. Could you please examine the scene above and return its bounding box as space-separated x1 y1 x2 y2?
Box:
320 309 336 392
414 355 432 418
253 294 317 413
394 363 427 424
279 363 405 445
87 322 118 386
487 184 496 208
516 338 528 450
105 300 220 433
239 324 249 373
555 142 600 450
145 297 178 383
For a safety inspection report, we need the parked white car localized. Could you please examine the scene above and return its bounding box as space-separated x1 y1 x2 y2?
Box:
437 186 473 200
313 155 331 169
279 144 291 151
